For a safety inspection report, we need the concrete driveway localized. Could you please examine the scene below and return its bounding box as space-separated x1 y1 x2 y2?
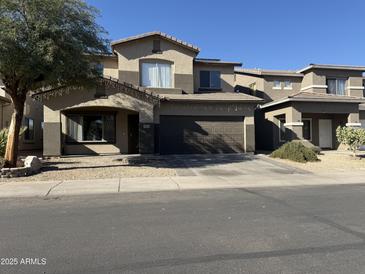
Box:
151 154 308 177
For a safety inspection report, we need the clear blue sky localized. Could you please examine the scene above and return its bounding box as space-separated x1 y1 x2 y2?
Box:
87 0 365 70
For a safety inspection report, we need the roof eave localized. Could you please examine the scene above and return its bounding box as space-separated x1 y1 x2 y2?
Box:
111 32 200 53
195 60 242 66
298 64 365 73
260 97 365 109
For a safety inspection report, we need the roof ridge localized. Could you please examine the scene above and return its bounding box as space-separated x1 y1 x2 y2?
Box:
111 31 200 52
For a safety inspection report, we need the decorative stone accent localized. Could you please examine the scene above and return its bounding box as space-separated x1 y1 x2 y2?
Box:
24 156 42 173
1 156 42 178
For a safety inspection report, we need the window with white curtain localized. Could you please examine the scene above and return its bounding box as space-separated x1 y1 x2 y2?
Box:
327 78 346 95
141 62 172 88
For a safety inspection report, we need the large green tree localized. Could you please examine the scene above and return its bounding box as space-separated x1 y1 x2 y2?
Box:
0 0 108 167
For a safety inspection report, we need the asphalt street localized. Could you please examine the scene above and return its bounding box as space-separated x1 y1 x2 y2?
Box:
1 183 365 273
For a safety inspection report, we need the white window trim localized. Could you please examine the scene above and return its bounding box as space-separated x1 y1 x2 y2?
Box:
302 118 312 141
141 61 173 88
283 81 293 90
273 81 282 90
278 118 286 142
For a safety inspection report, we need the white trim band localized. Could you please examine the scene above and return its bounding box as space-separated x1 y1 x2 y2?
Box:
284 122 304 126
346 123 362 127
300 85 328 91
346 86 364 90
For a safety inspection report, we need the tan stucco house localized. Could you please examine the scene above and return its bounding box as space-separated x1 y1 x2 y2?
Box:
2 32 365 156
235 64 365 150
32 32 261 156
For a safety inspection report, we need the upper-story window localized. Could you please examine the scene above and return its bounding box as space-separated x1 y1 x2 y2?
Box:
200 71 221 90
284 80 292 90
273 80 281 89
141 62 172 88
327 78 346 95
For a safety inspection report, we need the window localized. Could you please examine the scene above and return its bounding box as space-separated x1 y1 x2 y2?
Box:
278 118 286 142
273 80 281 89
24 117 34 142
66 113 116 143
152 40 161 53
199 71 221 89
327 78 346 95
284 80 292 90
302 118 312 141
141 62 172 88
95 63 104 75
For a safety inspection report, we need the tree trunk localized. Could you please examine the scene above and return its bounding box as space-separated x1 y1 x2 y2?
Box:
4 97 25 168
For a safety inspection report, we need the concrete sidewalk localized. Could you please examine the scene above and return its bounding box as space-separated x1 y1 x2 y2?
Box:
0 171 364 198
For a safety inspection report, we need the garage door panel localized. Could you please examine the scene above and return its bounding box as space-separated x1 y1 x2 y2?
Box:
160 116 245 154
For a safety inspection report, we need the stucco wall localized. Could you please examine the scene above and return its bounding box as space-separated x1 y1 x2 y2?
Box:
263 76 301 102
101 57 119 79
42 85 156 156
113 36 196 93
301 68 364 96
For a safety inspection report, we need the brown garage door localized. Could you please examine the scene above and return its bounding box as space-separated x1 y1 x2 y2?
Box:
159 116 245 154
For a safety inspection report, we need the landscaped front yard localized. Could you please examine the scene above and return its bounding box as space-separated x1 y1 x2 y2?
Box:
270 151 365 172
0 155 176 181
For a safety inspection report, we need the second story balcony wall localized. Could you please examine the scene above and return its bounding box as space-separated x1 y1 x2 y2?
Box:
299 65 365 97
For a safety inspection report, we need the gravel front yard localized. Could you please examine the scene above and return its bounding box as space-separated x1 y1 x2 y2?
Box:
1 155 176 181
270 151 365 172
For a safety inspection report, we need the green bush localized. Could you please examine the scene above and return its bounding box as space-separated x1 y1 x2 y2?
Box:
0 127 26 157
336 126 365 155
271 141 319 163
310 146 322 155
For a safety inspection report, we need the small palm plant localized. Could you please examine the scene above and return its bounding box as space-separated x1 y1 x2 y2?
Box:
0 127 26 157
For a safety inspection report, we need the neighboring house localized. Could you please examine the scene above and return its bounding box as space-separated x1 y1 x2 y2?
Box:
235 64 365 150
34 32 262 156
0 81 43 152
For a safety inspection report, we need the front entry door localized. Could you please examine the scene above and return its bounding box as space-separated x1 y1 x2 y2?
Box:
319 119 332 148
128 114 139 154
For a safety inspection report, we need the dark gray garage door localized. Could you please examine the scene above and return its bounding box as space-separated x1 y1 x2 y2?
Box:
159 116 245 154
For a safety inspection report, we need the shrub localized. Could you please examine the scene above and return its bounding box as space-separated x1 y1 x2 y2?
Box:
336 126 365 156
311 146 322 155
271 141 319 163
0 127 26 157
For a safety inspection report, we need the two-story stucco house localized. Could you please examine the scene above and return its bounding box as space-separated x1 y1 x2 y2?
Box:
3 32 365 157
33 32 261 156
235 64 365 150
